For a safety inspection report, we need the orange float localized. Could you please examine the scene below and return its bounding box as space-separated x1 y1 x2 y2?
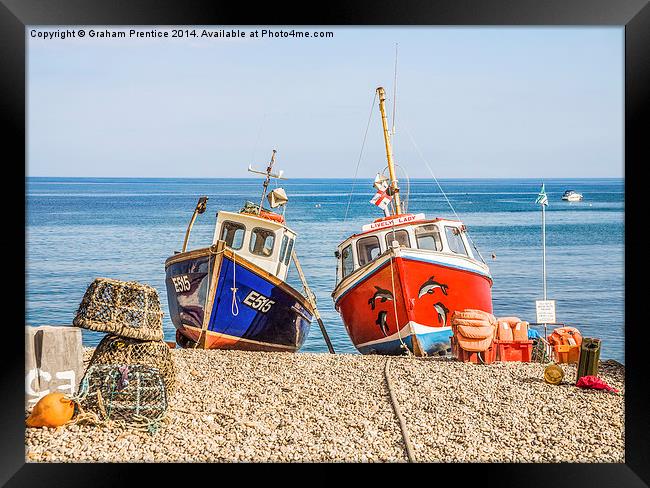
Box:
26 392 75 428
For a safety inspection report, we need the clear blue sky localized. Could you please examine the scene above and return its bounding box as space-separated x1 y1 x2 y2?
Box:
27 27 623 178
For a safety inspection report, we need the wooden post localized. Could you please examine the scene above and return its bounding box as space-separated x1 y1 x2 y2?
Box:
182 196 208 253
290 250 335 354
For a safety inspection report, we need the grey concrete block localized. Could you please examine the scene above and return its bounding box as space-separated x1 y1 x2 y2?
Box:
25 325 84 410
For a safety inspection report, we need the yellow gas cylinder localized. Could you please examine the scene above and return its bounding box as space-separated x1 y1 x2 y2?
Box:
26 392 75 428
544 363 565 385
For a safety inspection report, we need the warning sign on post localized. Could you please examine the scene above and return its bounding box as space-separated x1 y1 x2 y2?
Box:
536 300 556 324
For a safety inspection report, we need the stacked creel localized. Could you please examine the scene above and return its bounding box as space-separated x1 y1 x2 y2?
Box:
73 277 164 341
77 364 168 427
451 309 497 362
88 335 175 394
73 278 174 423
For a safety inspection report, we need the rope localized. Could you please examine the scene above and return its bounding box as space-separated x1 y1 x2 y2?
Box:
403 125 487 264
387 242 411 355
231 252 239 316
398 164 410 214
344 91 378 223
384 357 416 463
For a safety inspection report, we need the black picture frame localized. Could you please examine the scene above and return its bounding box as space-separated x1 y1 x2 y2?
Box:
2 0 647 484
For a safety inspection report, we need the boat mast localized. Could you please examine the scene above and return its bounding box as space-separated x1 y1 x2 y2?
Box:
377 87 402 215
258 149 277 214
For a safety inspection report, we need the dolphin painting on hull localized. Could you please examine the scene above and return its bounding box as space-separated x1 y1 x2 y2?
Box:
418 276 449 298
375 310 389 336
368 286 393 310
433 302 450 327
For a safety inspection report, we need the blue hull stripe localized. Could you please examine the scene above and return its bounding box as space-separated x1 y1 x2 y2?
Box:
357 328 453 356
399 253 492 281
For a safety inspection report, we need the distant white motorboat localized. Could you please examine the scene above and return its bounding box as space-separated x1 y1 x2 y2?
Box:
562 190 583 202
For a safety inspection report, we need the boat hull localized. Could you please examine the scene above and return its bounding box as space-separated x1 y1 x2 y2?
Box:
165 244 313 352
333 248 492 356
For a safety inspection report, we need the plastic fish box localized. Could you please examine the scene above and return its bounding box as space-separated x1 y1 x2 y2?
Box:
554 344 580 364
495 340 533 362
451 336 496 364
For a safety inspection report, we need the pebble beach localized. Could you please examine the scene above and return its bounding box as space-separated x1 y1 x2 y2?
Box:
25 349 625 463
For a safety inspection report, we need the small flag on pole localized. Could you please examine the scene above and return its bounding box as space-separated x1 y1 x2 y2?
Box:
370 184 393 211
536 183 549 207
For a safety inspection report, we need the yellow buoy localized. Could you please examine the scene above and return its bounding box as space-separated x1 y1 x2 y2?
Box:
26 392 75 428
544 363 565 385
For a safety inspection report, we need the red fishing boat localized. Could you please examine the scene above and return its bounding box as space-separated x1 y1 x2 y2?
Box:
331 87 493 356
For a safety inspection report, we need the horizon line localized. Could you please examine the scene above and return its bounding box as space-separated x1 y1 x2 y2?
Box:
26 176 624 180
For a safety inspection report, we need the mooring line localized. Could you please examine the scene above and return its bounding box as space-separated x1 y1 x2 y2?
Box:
384 357 416 463
343 90 378 223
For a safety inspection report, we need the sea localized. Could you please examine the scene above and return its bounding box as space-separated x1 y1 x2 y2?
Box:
26 177 625 363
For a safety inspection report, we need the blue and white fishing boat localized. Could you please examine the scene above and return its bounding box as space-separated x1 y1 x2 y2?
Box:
164 150 314 352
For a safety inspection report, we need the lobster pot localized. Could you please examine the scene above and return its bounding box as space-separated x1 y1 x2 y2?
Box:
78 364 167 423
89 334 175 394
73 278 164 341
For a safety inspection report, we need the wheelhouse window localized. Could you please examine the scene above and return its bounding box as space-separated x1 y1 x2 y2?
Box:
385 229 411 249
415 224 442 251
357 236 381 267
220 221 246 250
341 244 354 278
279 235 289 263
284 238 294 265
250 228 276 257
463 235 481 261
445 226 468 256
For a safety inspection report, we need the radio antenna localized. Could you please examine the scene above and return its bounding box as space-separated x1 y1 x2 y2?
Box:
248 149 286 214
391 43 398 137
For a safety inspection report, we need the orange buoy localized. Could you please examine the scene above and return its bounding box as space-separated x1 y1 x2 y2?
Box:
26 392 75 428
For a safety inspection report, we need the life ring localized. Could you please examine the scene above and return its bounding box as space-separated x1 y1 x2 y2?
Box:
259 210 285 223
